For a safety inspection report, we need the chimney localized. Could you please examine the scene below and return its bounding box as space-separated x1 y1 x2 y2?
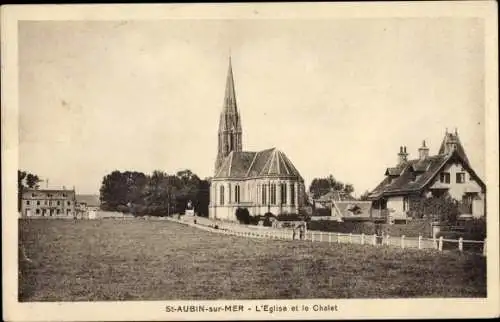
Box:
418 140 429 160
397 146 408 164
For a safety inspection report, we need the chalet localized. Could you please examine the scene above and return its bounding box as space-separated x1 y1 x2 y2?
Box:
368 129 486 223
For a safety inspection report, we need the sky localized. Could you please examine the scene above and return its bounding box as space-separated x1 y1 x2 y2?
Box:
18 18 485 196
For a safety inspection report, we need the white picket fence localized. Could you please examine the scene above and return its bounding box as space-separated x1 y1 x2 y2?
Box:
167 217 486 256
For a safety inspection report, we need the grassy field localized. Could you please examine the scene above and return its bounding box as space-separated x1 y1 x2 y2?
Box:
19 218 486 301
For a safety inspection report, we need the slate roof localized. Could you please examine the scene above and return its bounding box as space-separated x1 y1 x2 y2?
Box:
368 149 485 199
214 148 303 180
333 201 372 218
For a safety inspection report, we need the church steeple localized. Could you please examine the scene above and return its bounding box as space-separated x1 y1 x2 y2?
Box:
215 56 243 173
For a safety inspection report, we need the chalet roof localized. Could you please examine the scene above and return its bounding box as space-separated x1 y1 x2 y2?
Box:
214 147 303 180
368 150 485 199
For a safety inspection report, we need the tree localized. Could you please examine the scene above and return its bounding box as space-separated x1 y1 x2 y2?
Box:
359 190 370 201
309 174 355 199
409 193 460 223
18 170 41 212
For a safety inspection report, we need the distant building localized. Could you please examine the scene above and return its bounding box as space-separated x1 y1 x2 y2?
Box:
209 58 306 221
76 194 100 219
368 129 486 223
314 190 372 221
21 188 77 218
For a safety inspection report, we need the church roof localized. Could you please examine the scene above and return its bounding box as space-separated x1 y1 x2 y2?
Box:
214 148 303 180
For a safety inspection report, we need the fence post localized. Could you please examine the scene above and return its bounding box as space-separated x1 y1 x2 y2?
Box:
401 235 405 249
361 233 365 245
329 232 332 243
337 233 340 244
349 233 353 244
312 232 314 242
458 237 463 252
483 238 487 256
373 234 377 246
386 234 390 246
433 236 437 249
438 236 443 251
320 232 323 242
418 235 422 250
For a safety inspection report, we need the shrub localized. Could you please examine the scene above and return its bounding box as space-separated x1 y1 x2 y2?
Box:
235 208 252 224
116 204 129 214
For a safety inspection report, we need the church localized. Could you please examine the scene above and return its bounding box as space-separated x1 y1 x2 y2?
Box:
208 58 306 222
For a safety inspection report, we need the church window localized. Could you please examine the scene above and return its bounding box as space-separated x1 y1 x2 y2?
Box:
262 184 267 204
281 183 287 204
456 172 465 184
235 185 240 203
270 184 276 205
228 184 232 203
290 184 295 206
220 186 225 205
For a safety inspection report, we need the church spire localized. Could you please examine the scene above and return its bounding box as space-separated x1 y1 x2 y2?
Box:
215 56 243 174
223 55 237 114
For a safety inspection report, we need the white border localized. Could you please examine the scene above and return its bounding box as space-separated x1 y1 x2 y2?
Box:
2 2 499 321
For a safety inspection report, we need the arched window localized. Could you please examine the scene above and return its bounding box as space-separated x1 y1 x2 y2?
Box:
235 185 240 203
228 184 232 204
281 183 287 205
220 185 225 205
290 183 295 206
270 183 276 205
262 184 267 205
212 184 217 205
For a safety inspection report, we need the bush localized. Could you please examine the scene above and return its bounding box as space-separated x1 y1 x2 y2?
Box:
308 220 376 235
116 204 129 214
235 208 251 224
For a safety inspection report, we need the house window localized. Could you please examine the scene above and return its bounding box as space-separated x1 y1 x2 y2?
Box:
37 201 40 205
262 184 267 204
31 193 35 197
67 201 71 206
63 193 67 197
403 197 409 212
57 209 60 215
26 200 30 205
220 186 225 205
440 172 450 184
57 201 61 206
456 172 466 184
290 184 295 206
36 209 40 215
281 183 287 205
45 200 48 205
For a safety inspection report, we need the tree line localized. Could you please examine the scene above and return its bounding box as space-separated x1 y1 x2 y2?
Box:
99 169 210 217
308 175 356 199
